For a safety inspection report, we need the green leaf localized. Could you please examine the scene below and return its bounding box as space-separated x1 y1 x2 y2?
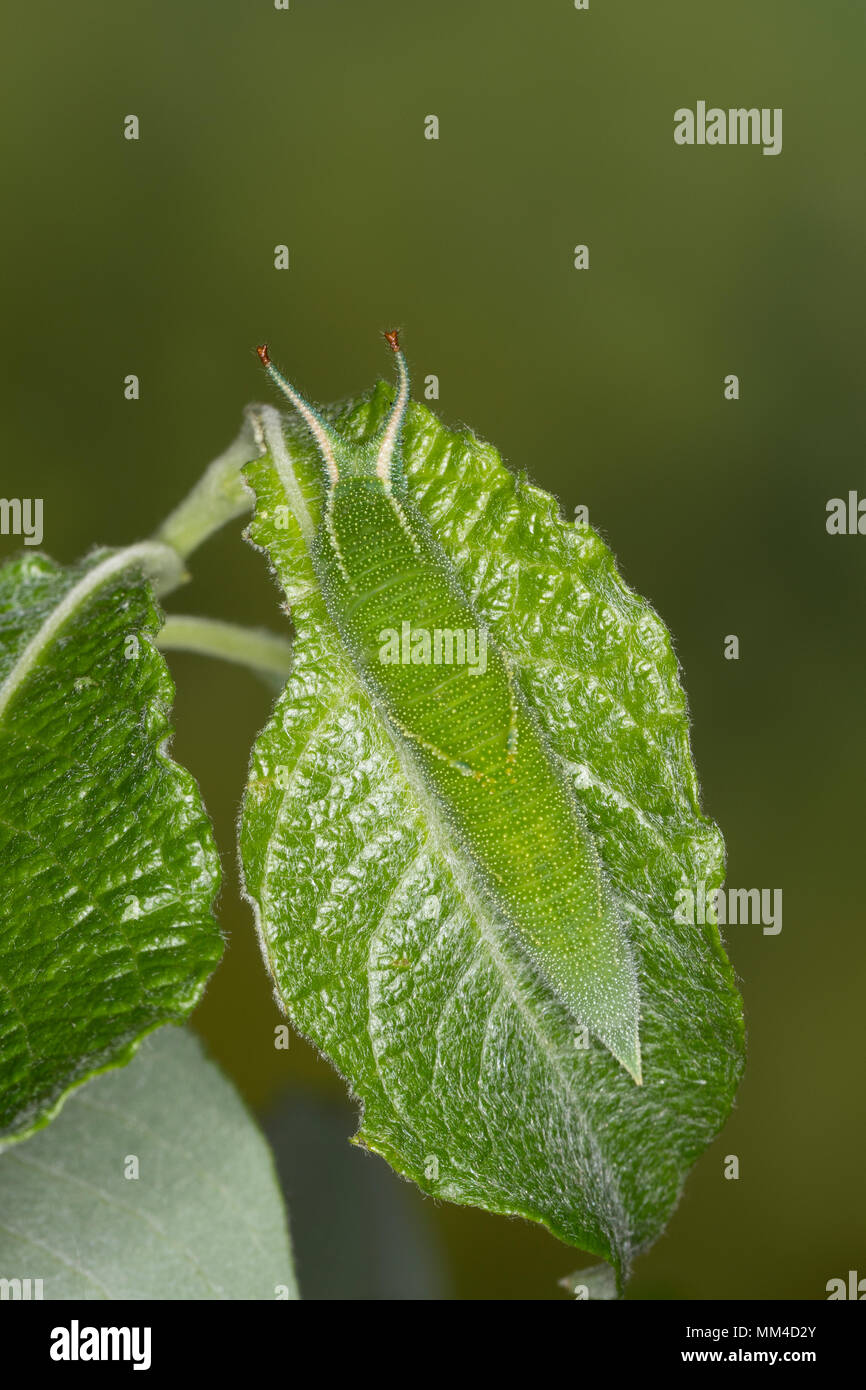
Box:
0 547 223 1146
0 1026 298 1299
240 386 745 1279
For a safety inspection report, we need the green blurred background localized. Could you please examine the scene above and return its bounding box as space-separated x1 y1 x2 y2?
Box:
2 0 863 1298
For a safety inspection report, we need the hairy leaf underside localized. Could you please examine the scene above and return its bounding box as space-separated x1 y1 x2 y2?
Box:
240 385 744 1277
0 1027 297 1298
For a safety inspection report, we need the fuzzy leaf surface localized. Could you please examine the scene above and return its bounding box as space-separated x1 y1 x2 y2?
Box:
0 1027 297 1299
240 387 744 1276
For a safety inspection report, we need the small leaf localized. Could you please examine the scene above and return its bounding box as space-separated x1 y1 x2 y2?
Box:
240 386 744 1279
0 547 223 1145
0 1027 297 1299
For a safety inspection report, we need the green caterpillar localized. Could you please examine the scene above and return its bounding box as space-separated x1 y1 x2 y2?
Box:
256 334 642 1082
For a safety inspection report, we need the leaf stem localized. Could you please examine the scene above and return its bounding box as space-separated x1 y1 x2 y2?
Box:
153 422 257 561
156 615 292 681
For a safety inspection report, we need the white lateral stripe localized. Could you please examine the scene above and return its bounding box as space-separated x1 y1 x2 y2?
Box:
265 366 338 484
376 353 409 483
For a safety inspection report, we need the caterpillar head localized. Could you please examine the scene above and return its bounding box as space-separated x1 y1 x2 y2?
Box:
256 332 410 490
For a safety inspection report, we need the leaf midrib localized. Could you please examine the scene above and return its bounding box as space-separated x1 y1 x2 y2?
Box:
258 436 631 1255
0 542 184 723
262 596 629 1261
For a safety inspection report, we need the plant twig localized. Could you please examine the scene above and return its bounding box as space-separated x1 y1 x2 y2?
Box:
156 615 292 681
153 423 256 561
